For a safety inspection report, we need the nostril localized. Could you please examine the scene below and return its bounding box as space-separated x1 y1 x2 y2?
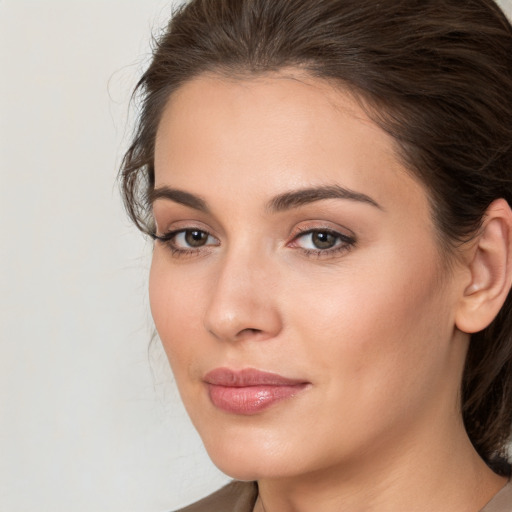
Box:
237 328 263 338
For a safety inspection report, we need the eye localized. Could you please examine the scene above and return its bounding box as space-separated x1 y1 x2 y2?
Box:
300 231 339 249
175 229 212 248
152 228 219 252
290 228 356 253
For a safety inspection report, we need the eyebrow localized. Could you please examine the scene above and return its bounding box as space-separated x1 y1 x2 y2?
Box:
148 184 382 213
267 185 382 212
148 186 209 212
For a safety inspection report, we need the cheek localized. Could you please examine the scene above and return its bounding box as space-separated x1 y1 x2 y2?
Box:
148 252 207 372
287 245 453 411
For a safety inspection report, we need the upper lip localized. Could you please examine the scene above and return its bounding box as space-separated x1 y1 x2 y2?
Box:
204 367 307 387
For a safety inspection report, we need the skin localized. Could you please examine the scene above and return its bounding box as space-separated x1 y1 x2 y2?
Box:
150 72 508 511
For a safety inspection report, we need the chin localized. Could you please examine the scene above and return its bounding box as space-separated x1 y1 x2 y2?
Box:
201 437 276 480
199 427 326 482
209 454 290 482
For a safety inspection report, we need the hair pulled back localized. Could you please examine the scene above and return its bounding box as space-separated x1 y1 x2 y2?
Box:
120 0 512 471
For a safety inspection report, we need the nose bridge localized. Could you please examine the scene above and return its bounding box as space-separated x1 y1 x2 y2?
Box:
203 242 281 342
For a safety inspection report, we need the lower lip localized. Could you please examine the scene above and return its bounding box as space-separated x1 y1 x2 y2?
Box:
207 384 308 415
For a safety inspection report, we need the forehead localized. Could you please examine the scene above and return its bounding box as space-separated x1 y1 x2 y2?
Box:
153 72 431 224
155 72 381 155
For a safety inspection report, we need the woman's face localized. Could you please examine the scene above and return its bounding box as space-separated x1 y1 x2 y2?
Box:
150 72 468 480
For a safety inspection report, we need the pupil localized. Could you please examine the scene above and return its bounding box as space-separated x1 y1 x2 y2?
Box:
185 230 207 247
312 231 336 249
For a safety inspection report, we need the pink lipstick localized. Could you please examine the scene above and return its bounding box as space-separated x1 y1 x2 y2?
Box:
204 368 309 415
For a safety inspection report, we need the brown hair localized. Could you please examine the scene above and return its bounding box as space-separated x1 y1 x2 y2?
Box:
120 0 512 472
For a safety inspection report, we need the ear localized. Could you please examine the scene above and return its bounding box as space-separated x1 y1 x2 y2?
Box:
455 199 512 334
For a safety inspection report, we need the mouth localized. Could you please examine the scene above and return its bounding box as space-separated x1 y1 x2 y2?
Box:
203 367 310 415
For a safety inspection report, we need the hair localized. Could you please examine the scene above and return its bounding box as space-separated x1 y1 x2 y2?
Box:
119 0 512 473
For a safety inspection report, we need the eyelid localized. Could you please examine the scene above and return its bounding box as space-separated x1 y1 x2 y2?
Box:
152 218 217 238
287 222 357 256
152 227 219 244
151 218 221 256
288 221 356 242
289 228 355 246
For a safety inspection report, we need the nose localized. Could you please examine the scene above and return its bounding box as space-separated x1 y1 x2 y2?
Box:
203 249 283 343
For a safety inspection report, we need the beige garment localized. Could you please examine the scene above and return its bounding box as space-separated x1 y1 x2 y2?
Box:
176 482 257 512
176 479 512 512
482 479 512 512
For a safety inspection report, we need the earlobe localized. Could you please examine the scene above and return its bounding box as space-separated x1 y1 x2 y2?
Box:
455 199 512 334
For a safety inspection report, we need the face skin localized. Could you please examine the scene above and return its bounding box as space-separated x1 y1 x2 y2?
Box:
149 72 503 511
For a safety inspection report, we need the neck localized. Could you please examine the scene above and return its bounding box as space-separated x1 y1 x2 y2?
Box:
254 415 506 512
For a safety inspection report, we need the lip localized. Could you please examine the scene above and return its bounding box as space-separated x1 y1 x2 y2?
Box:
204 368 309 415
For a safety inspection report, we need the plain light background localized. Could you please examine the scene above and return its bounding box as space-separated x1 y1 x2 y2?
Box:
1 0 511 511
0 1 229 511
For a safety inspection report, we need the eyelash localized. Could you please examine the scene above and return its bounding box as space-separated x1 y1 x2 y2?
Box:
289 228 356 258
151 227 356 259
151 229 219 258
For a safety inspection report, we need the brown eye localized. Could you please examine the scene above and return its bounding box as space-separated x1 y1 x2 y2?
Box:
291 228 356 254
153 228 219 253
311 231 338 249
184 230 209 247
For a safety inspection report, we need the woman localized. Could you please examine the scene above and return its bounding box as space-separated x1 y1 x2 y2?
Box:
120 0 512 510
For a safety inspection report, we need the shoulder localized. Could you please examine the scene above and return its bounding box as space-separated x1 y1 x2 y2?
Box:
174 481 258 512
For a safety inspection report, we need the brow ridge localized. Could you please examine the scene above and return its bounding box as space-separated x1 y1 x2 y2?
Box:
149 184 381 214
267 185 382 212
148 186 209 212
